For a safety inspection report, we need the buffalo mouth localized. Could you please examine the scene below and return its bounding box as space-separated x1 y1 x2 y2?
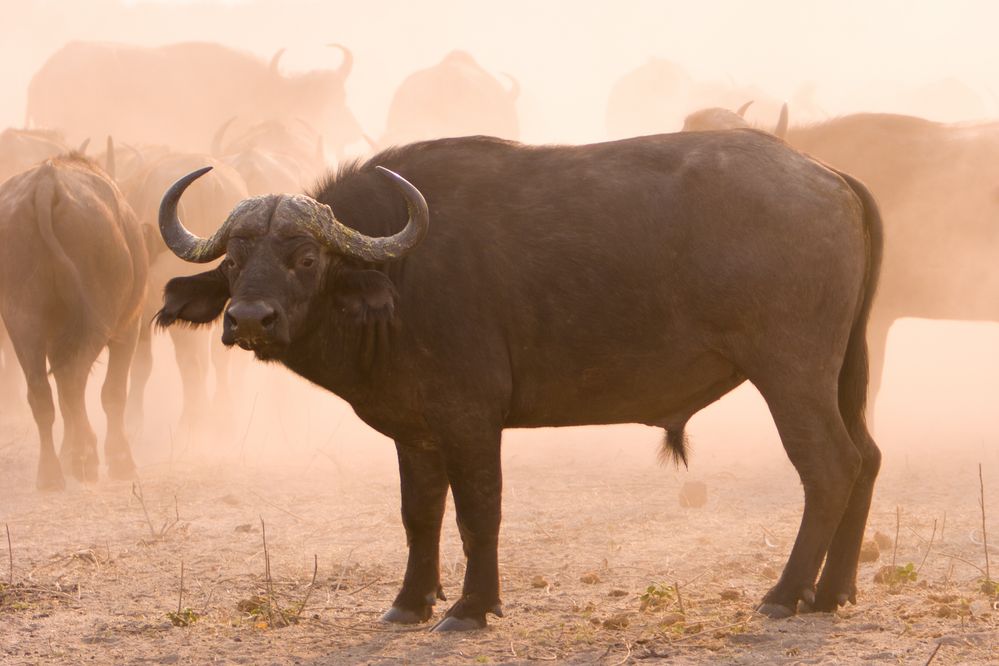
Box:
222 334 287 360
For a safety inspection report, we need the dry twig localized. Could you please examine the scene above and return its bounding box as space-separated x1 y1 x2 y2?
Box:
916 519 938 575
924 641 942 666
177 560 184 615
891 505 900 570
294 554 319 620
979 464 991 585
5 523 11 586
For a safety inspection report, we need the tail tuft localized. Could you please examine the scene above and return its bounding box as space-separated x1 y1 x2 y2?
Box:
658 426 689 468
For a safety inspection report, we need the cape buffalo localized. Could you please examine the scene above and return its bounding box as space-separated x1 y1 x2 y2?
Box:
123 153 249 432
154 132 882 628
0 153 148 488
380 51 519 146
27 41 362 157
605 58 793 138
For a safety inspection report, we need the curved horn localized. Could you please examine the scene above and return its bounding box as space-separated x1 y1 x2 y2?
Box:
77 138 90 155
105 136 116 180
211 116 237 156
269 48 286 74
774 102 789 139
736 100 754 117
121 142 145 174
159 166 233 263
318 166 428 263
502 73 520 101
327 43 353 80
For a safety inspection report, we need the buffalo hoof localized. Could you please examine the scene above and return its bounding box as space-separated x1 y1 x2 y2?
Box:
756 602 795 619
811 589 852 613
381 606 431 625
431 615 486 632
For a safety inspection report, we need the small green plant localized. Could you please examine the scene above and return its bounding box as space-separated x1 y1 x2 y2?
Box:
640 583 676 612
166 607 200 627
977 578 999 597
874 562 917 585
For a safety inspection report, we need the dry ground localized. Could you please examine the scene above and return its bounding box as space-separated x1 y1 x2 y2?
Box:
1 400 998 666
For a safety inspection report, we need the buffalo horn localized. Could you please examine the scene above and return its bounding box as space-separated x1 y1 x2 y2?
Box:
774 103 789 139
105 136 116 179
268 48 286 73
736 100 754 117
327 43 353 80
159 166 236 263
317 166 428 263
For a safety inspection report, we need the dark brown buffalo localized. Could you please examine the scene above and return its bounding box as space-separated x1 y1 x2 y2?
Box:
0 153 147 488
26 41 362 157
154 132 881 628
380 51 519 146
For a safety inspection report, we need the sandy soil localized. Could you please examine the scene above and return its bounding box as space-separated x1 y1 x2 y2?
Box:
1 385 997 666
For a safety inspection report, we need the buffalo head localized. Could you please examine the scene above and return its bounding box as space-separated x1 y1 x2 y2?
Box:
154 166 428 360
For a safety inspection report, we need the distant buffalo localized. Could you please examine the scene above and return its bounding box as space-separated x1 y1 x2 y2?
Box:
154 131 882 627
122 152 249 431
605 57 792 138
0 153 147 488
27 41 363 158
380 51 519 146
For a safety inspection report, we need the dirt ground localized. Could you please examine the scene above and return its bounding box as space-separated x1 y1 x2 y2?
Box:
1 339 998 666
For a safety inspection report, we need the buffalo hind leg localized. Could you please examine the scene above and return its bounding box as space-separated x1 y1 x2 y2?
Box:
432 425 503 631
755 382 861 618
54 359 100 484
382 440 449 624
103 321 140 480
814 424 880 610
10 333 62 490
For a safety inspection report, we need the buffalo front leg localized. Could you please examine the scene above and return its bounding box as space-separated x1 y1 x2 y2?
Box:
433 427 503 632
381 440 449 624
102 322 140 480
124 317 152 434
169 327 209 434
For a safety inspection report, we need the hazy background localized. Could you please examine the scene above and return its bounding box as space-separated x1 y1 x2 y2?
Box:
2 0 998 476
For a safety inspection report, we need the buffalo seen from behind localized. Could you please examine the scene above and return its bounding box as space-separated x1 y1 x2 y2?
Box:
0 152 148 489
154 131 882 628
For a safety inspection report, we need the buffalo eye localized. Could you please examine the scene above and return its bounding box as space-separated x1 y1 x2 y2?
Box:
299 256 315 269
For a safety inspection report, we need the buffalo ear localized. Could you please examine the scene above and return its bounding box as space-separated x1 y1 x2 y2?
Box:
155 267 230 328
332 269 398 325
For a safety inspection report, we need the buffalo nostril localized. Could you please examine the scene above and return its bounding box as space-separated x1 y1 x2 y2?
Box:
224 312 238 331
260 310 277 330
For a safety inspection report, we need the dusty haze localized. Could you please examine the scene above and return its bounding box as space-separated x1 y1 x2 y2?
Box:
1 1 998 664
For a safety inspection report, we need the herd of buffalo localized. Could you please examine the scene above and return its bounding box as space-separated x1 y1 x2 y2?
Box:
1 41 997 630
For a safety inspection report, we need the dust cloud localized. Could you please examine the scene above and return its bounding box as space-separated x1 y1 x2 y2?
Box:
1 1 998 663
0 0 994 468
